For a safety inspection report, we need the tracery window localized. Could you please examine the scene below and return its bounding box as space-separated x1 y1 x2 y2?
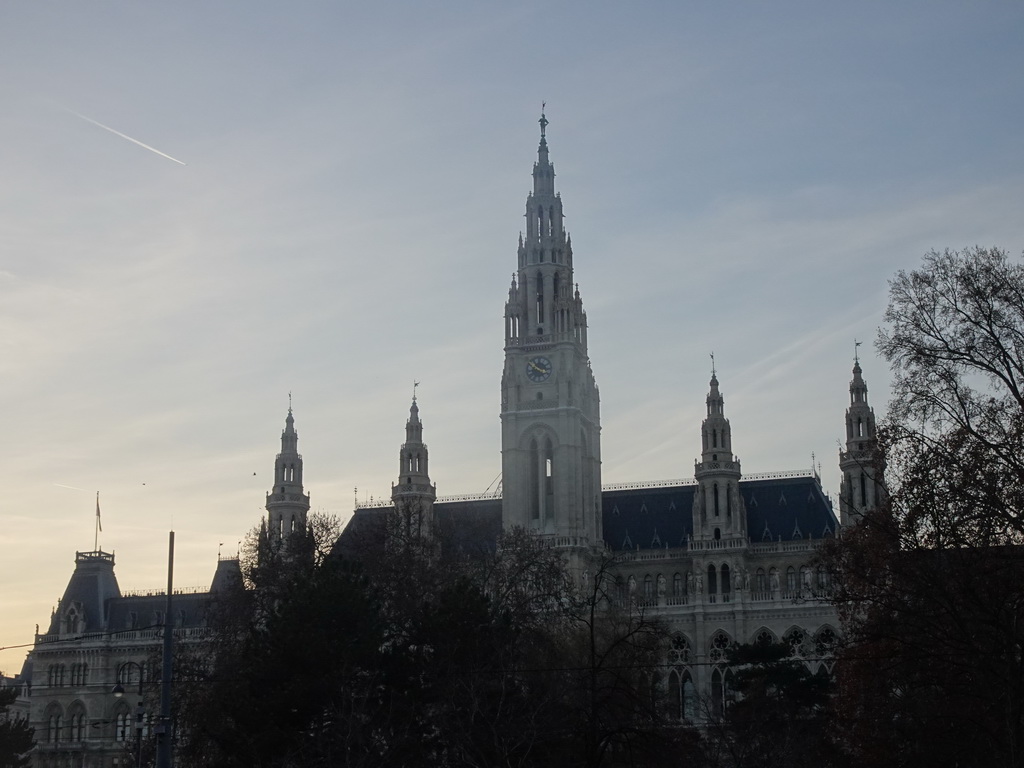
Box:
753 628 774 646
708 631 733 664
667 635 690 665
672 573 683 597
784 627 813 658
815 626 838 658
755 568 767 593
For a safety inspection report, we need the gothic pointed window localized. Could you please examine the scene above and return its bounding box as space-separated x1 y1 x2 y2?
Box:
68 704 86 742
711 667 730 719
535 272 544 327
721 564 731 598
707 564 717 595
115 707 130 742
786 566 797 593
672 573 683 597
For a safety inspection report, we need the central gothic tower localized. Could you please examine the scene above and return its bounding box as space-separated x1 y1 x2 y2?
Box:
500 113 602 546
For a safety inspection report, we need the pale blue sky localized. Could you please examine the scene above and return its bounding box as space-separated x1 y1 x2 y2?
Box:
3 1 1023 671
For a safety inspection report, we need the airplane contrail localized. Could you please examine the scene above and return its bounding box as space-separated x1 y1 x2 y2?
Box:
64 107 187 166
53 483 88 492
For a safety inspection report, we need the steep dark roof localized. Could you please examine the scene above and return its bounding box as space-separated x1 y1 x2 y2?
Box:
47 551 121 634
602 475 838 552
105 592 210 631
342 474 838 554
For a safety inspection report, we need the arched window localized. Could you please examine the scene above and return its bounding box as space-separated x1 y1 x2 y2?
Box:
815 626 839 658
786 566 797 593
711 668 729 719
535 271 544 327
643 575 653 600
67 704 86 742
667 668 698 722
44 705 63 744
672 573 683 597
721 564 731 597
817 565 830 590
707 564 717 595
755 568 767 593
753 628 775 646
784 627 809 658
114 704 131 743
528 439 540 522
713 483 720 517
668 634 690 665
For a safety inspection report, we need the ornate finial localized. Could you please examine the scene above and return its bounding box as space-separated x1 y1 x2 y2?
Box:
413 380 420 403
710 351 716 378
539 104 548 139
854 339 862 364
288 390 293 413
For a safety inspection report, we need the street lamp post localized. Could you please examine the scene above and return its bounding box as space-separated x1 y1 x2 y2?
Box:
112 662 145 768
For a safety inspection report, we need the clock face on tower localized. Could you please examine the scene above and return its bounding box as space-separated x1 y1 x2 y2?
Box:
526 356 553 382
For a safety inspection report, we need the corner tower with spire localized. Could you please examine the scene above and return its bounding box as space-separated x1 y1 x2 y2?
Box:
839 350 882 525
391 388 436 540
265 401 310 550
692 365 747 542
501 111 602 546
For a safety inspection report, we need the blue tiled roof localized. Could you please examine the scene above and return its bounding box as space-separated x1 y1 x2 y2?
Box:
345 475 838 553
603 475 838 552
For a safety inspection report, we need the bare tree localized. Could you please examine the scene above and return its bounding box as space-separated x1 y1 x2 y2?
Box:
825 247 1024 768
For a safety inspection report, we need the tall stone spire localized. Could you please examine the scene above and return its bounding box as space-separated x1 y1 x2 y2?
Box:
501 112 602 547
391 389 436 540
692 365 746 541
504 108 587 350
266 401 310 549
839 352 882 525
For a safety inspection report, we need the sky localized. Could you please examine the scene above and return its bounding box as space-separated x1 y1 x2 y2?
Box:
2 1 1024 674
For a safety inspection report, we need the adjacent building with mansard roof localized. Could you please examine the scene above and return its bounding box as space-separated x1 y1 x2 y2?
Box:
23 113 882 765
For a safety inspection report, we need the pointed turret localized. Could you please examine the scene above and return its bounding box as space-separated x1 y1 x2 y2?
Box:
501 112 602 547
504 108 585 347
692 365 746 542
391 390 436 540
266 402 310 550
839 354 882 524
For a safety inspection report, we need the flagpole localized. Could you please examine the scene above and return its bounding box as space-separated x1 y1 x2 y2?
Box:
94 492 102 552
